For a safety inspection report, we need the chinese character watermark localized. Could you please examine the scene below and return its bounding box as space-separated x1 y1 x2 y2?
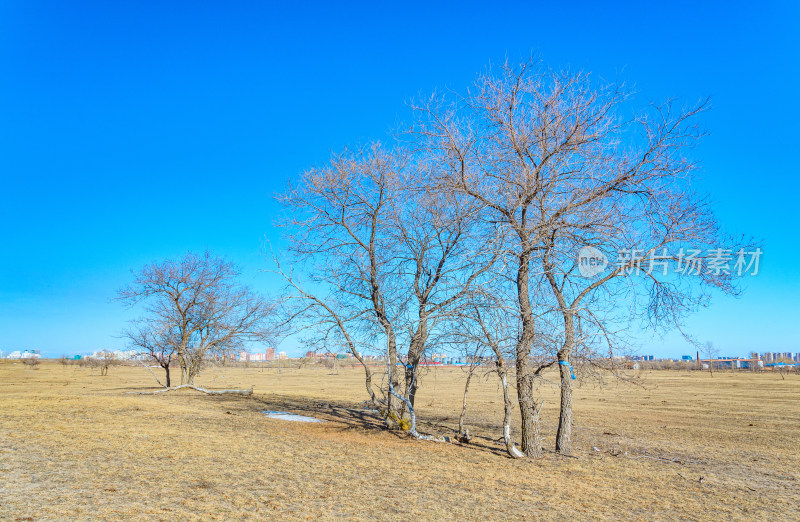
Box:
576 247 761 277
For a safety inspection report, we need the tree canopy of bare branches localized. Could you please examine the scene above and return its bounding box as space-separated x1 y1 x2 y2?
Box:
118 251 278 387
275 57 751 457
276 143 504 431
408 58 749 456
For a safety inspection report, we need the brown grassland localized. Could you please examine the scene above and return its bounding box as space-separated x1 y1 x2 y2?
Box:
1 360 798 520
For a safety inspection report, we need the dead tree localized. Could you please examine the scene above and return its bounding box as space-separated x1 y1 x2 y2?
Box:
128 384 253 396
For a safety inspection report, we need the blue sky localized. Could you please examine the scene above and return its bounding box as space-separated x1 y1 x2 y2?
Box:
1 1 798 358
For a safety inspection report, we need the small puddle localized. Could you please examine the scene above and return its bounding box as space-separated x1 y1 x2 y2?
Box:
262 411 326 423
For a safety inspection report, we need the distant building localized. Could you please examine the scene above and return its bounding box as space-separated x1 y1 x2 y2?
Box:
304 351 334 358
681 355 694 361
6 349 41 360
702 358 763 370
89 349 145 361
755 352 799 363
239 349 276 362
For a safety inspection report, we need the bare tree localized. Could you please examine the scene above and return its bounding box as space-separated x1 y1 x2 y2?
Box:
774 357 793 380
411 57 747 456
536 176 744 455
277 142 503 433
118 252 278 387
456 343 484 443
95 350 117 376
123 320 177 387
388 180 502 411
703 341 719 377
276 144 405 421
22 357 40 369
410 59 632 455
273 259 379 403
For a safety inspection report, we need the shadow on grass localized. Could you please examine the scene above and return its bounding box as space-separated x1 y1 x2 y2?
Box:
245 393 510 458
116 384 512 458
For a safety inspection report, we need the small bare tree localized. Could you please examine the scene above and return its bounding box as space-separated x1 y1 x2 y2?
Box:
118 251 278 388
449 295 535 458
96 350 117 376
774 357 793 380
123 321 177 387
22 357 40 369
703 341 719 377
456 343 484 443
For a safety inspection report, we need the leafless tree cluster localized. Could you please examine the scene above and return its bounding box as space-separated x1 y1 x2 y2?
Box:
22 357 41 369
91 350 118 376
118 252 278 389
276 58 748 457
274 143 502 433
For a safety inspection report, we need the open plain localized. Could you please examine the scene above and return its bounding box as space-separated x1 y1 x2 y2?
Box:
1 361 798 520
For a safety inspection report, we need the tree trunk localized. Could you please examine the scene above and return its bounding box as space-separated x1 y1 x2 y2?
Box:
384 329 402 427
181 363 196 386
500 370 525 458
555 352 574 455
516 369 542 457
404 363 418 411
404 314 428 410
556 314 575 455
515 248 542 457
457 364 475 438
164 364 171 388
345 343 378 406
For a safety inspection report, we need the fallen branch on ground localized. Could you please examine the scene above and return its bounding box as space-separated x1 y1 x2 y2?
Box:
127 385 253 396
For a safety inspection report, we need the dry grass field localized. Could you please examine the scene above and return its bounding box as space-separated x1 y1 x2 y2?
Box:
1 360 798 520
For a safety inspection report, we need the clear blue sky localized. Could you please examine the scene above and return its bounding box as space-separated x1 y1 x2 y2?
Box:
1 1 798 358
